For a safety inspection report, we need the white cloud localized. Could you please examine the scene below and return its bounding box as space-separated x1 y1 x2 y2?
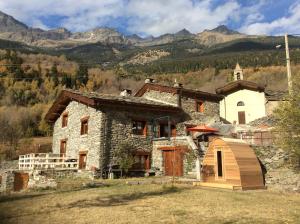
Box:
126 0 240 36
1 0 296 36
240 1 300 35
0 0 124 31
0 0 241 35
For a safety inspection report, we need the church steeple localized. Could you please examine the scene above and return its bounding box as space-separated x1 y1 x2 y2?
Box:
233 63 243 81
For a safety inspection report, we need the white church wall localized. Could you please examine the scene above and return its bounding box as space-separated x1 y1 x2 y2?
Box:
220 89 266 124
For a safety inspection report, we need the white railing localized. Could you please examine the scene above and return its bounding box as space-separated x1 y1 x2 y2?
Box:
19 153 78 171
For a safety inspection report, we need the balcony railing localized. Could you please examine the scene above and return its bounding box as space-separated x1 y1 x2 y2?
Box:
19 153 78 171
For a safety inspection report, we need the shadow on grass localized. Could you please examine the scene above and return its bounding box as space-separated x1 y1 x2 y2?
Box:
0 183 112 205
0 192 50 203
0 185 183 221
67 185 181 208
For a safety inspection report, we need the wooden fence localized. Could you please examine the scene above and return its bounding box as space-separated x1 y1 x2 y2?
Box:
19 153 78 171
237 130 276 146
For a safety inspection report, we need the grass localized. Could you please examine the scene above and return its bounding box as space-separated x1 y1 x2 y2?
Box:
0 177 300 224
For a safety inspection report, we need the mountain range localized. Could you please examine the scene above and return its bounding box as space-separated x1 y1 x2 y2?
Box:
1 10 300 75
0 10 254 48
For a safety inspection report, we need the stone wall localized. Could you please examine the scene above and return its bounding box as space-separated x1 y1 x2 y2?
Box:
143 90 178 106
152 137 197 176
141 89 220 136
253 146 300 192
52 101 102 170
99 108 182 171
266 101 280 116
0 170 15 194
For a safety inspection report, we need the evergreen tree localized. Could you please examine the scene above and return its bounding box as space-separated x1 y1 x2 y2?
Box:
75 65 89 87
50 63 59 86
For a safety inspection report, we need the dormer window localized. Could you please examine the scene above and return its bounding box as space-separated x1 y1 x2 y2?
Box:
196 101 204 113
62 112 68 127
237 101 245 106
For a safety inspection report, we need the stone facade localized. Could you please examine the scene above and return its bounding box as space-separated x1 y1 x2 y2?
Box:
50 86 220 177
98 108 181 171
52 100 183 173
152 137 197 176
0 170 15 194
253 146 300 192
52 101 102 169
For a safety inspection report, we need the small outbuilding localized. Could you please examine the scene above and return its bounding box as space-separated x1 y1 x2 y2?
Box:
199 137 265 190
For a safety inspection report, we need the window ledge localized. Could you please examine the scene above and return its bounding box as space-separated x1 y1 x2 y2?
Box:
131 134 147 138
80 134 88 137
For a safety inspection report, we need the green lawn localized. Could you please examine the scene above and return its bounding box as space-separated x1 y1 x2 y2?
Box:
0 178 299 224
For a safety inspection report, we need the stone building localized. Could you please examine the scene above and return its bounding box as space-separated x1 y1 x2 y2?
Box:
45 81 222 177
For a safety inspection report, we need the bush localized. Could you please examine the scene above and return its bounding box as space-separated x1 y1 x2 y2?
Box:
113 142 137 174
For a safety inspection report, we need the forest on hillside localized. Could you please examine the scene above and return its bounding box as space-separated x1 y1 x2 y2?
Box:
0 44 299 160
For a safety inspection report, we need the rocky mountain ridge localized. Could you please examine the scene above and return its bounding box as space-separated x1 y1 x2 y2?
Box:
0 10 255 48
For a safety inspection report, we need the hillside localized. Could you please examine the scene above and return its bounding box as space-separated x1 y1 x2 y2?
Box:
0 10 300 160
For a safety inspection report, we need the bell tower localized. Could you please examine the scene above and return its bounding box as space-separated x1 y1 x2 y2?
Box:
233 63 243 81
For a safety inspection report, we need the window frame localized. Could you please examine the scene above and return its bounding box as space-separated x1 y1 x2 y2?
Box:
60 139 67 155
237 101 245 106
62 112 68 128
132 120 147 136
80 117 89 135
195 100 204 113
158 123 176 138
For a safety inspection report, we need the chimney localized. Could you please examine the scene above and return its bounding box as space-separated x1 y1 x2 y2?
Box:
120 89 132 97
145 78 156 84
173 78 183 88
174 82 183 88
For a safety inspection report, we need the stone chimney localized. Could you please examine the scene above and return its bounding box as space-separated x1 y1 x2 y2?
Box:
120 89 132 97
145 78 156 84
173 78 183 88
174 82 183 88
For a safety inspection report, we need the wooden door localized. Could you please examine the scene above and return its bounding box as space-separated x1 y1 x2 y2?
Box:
79 153 87 169
238 111 246 124
14 173 29 192
163 150 183 176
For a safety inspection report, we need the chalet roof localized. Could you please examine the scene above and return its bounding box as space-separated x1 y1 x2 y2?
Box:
215 80 265 95
135 83 223 102
265 90 287 101
45 89 181 123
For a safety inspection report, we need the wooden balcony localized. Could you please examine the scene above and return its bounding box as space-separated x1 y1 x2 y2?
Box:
19 153 78 171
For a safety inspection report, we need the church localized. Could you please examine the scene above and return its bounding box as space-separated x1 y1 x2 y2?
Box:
216 64 285 125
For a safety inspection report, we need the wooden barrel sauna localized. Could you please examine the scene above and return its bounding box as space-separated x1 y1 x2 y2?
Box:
200 137 265 190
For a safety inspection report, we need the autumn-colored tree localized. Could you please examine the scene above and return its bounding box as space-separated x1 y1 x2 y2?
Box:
274 74 300 168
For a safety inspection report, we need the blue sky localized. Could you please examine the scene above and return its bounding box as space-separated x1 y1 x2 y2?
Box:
0 0 299 36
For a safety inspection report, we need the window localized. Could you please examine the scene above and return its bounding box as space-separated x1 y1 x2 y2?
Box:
236 72 241 80
196 101 204 113
132 151 150 170
62 113 68 127
159 124 176 138
237 101 245 106
217 151 223 177
81 118 89 135
60 139 67 154
132 120 147 136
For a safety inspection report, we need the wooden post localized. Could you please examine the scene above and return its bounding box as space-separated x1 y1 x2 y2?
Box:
285 34 293 94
